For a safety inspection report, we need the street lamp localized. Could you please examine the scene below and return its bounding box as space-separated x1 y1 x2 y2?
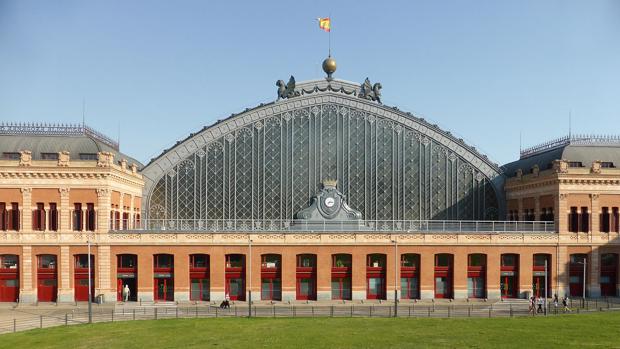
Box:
576 258 587 302
391 239 398 317
87 240 92 324
248 238 253 317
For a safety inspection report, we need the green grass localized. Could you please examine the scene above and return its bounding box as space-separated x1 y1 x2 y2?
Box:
2 313 620 349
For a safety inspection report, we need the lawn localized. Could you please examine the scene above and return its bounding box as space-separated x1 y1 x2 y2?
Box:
1 312 620 349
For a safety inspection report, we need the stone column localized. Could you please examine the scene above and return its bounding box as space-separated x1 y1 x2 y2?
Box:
453 252 467 299
119 193 125 229
517 198 524 221
519 253 533 299
20 245 36 303
96 188 111 233
590 194 600 234
57 245 73 302
589 247 601 297
556 194 569 234
534 196 541 221
316 250 332 301
210 247 226 302
20 188 32 232
96 245 115 302
557 245 569 297
59 188 70 231
173 251 189 302
137 252 154 302
281 248 296 302
351 251 366 300
487 250 501 299
420 252 435 299
128 194 135 229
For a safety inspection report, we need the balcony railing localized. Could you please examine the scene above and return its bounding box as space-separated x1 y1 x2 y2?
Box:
520 134 620 159
0 122 119 150
110 219 556 233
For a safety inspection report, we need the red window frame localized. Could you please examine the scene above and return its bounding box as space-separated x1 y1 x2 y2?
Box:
189 254 209 301
37 255 57 302
332 254 352 300
467 254 486 299
400 254 419 299
225 254 245 301
0 254 19 302
434 254 453 299
74 254 95 302
117 254 137 301
153 254 174 302
296 254 316 300
500 254 519 298
366 254 386 300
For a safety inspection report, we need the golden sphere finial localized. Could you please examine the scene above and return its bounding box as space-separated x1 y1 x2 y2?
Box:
322 56 337 80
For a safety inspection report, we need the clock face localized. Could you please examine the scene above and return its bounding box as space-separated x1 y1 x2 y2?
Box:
324 197 335 208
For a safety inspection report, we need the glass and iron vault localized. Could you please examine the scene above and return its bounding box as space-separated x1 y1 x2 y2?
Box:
143 79 503 225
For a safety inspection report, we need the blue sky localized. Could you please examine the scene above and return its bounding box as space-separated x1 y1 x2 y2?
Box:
1 0 619 165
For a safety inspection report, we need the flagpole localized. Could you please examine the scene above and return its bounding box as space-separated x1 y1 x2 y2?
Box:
328 14 331 57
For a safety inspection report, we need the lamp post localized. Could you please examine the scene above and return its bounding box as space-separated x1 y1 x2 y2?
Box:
87 240 92 324
248 238 253 317
544 259 547 316
582 257 587 301
576 258 587 306
391 239 398 317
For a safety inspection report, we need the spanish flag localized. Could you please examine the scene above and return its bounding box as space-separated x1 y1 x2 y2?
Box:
318 17 331 32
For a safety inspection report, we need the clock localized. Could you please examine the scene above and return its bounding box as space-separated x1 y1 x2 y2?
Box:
324 197 335 207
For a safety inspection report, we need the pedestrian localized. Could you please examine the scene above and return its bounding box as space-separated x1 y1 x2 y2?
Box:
563 296 570 312
123 284 131 302
529 296 535 315
553 294 559 313
536 297 543 313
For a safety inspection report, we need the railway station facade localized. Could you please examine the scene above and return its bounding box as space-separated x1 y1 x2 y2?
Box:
1 67 619 304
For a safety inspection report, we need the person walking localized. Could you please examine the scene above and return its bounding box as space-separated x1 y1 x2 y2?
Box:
553 294 559 314
529 296 535 315
536 297 543 314
563 296 571 312
123 284 131 302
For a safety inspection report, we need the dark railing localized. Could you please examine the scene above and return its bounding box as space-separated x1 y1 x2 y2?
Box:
0 122 119 150
520 134 620 159
112 219 556 233
1 299 619 334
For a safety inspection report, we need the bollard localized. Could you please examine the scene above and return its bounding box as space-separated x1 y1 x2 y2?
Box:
428 307 431 317
488 308 492 318
510 305 513 317
408 305 411 318
65 314 68 325
235 306 238 317
215 307 218 318
155 308 158 320
13 319 16 333
273 305 276 318
448 307 450 318
40 315 43 328
176 308 179 318
351 305 353 317
468 307 471 317
133 309 136 321
112 309 114 322
312 306 314 317
331 305 334 317
196 305 198 317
